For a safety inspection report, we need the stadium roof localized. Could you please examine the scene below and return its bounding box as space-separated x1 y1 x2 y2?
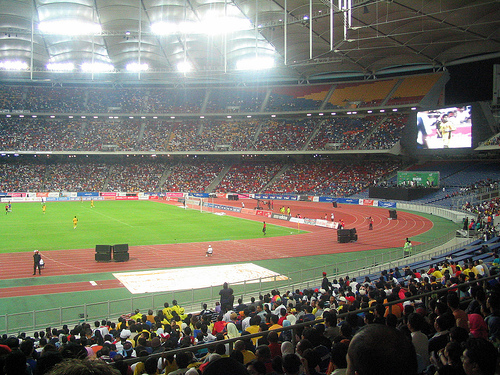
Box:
0 0 499 85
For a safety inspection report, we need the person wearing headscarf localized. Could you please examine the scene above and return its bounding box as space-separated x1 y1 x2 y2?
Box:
468 313 488 339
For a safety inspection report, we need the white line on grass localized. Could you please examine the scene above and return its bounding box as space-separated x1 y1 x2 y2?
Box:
86 207 134 227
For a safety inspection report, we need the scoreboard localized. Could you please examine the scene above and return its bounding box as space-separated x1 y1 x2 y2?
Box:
397 171 440 187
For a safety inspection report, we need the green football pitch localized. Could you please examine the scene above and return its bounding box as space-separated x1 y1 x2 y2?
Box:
0 200 303 253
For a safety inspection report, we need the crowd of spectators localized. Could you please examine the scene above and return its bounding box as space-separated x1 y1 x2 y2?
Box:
146 90 204 114
264 162 343 195
192 120 258 151
483 133 500 147
2 245 500 375
0 118 81 151
0 114 412 153
80 121 142 151
25 88 87 113
0 160 45 192
307 117 372 151
0 158 402 197
0 83 427 116
44 163 109 192
364 114 408 150
254 120 315 151
164 161 224 193
0 85 24 111
106 162 166 193
215 162 283 194
204 89 267 113
314 161 401 197
264 94 321 112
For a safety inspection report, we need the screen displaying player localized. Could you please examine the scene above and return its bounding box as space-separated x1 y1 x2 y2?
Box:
416 106 472 149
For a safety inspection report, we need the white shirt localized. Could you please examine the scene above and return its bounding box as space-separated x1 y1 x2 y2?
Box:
411 331 429 366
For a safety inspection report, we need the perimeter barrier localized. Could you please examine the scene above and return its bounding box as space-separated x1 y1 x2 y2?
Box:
0 203 473 335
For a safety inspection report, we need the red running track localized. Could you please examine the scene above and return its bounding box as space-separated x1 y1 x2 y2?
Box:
0 200 432 298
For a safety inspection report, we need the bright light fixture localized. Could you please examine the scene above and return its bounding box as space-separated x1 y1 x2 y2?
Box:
81 62 114 73
47 62 74 71
151 17 251 36
236 57 274 71
177 61 192 73
126 62 149 72
39 20 102 35
0 60 29 70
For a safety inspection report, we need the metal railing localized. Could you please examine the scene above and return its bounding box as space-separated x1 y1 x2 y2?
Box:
118 272 500 367
0 200 475 334
0 224 466 335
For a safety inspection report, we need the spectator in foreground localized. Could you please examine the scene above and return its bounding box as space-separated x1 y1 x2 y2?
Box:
47 358 120 374
461 338 497 375
346 324 417 375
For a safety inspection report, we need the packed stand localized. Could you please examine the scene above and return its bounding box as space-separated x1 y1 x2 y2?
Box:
0 118 81 151
44 163 109 192
3 248 500 375
192 120 258 151
139 120 172 152
264 93 322 112
25 87 87 113
307 117 377 151
254 119 315 151
106 162 166 192
205 89 265 113
0 160 45 192
79 120 141 151
164 161 224 193
215 162 282 194
166 122 201 152
264 161 343 195
364 114 408 150
86 88 149 113
146 89 204 113
0 85 24 111
314 160 401 197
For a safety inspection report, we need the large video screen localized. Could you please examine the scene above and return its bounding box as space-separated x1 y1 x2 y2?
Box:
416 106 472 149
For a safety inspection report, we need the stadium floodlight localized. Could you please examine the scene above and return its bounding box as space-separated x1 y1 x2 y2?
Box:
151 17 251 36
126 62 148 72
46 62 75 71
200 17 252 35
151 21 181 35
177 61 192 73
39 20 102 35
81 62 114 73
236 56 274 71
0 60 29 70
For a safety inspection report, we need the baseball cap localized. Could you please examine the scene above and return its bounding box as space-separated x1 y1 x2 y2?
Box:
120 329 131 339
